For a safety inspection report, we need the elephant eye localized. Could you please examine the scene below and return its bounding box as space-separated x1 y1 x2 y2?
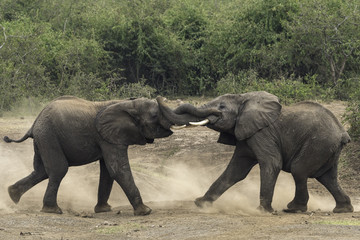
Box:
151 112 158 120
219 104 226 110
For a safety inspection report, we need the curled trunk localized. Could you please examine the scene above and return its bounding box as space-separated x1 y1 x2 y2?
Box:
156 97 220 126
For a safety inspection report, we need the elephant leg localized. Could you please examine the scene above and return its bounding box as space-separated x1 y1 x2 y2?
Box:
8 149 48 204
285 146 343 213
284 172 309 213
94 158 114 213
41 169 68 214
37 141 69 214
195 141 257 208
284 144 323 213
316 165 353 213
258 162 281 213
101 144 151 216
246 133 282 212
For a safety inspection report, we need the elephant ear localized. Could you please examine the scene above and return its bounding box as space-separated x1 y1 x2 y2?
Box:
95 102 147 145
235 91 282 140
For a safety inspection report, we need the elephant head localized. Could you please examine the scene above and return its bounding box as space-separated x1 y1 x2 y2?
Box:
157 91 282 143
96 98 174 145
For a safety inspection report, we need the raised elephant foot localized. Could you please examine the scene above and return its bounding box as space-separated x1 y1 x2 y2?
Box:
8 185 22 204
194 197 213 208
94 203 112 213
333 204 354 213
134 204 152 216
283 201 307 213
41 205 63 214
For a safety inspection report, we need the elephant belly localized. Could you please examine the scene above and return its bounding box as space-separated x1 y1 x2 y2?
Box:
62 140 102 166
66 149 101 166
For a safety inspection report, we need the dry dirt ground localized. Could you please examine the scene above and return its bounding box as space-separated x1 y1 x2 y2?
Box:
0 100 359 240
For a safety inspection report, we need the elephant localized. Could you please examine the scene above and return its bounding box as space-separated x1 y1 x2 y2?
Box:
156 91 354 213
3 95 179 216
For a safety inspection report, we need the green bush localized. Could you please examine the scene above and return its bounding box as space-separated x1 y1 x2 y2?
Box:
343 77 360 140
0 0 359 112
62 72 109 101
0 96 47 117
344 101 360 140
105 75 157 99
117 79 157 99
216 70 330 104
0 17 54 111
63 74 156 100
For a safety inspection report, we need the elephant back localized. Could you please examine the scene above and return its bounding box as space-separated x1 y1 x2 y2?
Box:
283 101 349 145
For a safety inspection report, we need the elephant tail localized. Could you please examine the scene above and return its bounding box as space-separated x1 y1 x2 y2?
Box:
4 129 33 143
341 132 351 145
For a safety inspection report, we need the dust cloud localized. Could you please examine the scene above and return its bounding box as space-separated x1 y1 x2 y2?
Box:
0 117 356 215
131 160 343 215
142 162 262 215
0 143 33 213
0 141 101 213
0 139 352 215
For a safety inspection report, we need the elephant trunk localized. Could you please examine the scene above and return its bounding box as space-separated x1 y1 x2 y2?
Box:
156 97 220 126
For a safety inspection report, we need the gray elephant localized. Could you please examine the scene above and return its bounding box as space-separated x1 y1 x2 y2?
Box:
156 91 354 213
3 95 178 216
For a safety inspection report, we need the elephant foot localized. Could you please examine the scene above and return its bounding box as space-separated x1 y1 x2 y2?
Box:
257 205 274 213
283 201 307 213
41 205 63 214
333 204 354 213
8 185 22 204
194 197 213 208
134 204 152 216
94 203 112 213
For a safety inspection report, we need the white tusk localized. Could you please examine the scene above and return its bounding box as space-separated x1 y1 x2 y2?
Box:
189 119 210 126
170 125 187 130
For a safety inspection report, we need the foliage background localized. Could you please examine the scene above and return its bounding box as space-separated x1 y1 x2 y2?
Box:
0 0 359 137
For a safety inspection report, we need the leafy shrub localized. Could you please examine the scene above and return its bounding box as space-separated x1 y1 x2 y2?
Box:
117 79 157 99
332 77 360 100
0 17 54 111
344 101 360 140
216 70 330 104
343 77 360 140
0 96 47 117
1 0 359 112
62 74 156 100
62 72 109 101
215 70 259 95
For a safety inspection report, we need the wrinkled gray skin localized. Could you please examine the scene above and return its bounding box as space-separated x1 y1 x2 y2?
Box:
4 96 174 216
157 91 354 213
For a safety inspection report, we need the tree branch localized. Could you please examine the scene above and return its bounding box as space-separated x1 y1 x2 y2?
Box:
334 16 349 33
338 54 348 80
0 24 7 49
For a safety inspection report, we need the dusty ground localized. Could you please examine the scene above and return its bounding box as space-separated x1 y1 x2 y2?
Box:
0 100 359 240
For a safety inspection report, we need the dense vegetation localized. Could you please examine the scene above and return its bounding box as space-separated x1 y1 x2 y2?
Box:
0 0 359 137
